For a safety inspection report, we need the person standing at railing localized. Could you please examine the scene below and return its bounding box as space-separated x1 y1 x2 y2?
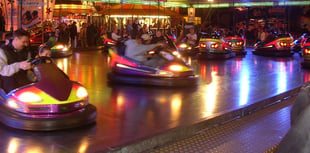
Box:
69 21 77 48
79 23 88 48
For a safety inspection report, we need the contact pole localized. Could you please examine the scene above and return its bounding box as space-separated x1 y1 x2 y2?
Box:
41 0 44 43
10 0 13 32
157 0 159 30
20 0 22 29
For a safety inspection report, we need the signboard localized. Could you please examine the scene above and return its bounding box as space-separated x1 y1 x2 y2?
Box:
21 0 44 29
188 7 195 23
0 0 54 31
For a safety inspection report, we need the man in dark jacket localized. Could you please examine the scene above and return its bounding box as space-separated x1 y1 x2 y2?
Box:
57 23 70 44
151 30 166 44
69 21 77 48
0 29 32 92
86 23 98 47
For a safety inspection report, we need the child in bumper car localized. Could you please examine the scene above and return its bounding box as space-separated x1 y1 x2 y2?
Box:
27 45 52 82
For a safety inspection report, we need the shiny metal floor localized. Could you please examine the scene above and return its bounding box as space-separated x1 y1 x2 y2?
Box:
0 49 309 153
148 93 295 153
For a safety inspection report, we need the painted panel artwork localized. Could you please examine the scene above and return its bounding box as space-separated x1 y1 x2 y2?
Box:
21 0 43 29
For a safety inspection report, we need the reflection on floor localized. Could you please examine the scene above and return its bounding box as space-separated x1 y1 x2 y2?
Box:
0 49 309 152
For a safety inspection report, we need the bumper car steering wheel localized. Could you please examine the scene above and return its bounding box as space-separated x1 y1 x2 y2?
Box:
30 56 53 65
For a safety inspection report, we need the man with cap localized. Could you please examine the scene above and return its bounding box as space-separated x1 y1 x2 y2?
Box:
124 34 166 67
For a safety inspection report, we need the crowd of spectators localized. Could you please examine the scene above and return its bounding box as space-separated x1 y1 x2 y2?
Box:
39 17 310 49
41 21 105 49
199 19 310 46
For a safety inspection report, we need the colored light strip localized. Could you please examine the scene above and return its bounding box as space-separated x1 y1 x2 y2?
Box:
193 3 229 8
278 1 310 6
54 4 93 9
234 2 274 7
162 2 188 7
121 1 188 7
61 0 310 8
109 15 170 18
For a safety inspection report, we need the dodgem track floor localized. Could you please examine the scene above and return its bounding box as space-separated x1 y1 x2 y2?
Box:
0 48 308 153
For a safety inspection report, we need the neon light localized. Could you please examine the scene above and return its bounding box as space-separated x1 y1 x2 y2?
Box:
54 4 93 9
55 1 310 8
234 2 274 7
109 15 169 18
194 3 229 8
279 1 310 6
162 3 188 8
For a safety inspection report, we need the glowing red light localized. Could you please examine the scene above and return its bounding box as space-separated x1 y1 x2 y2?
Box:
148 50 156 55
104 38 116 44
211 43 219 49
280 42 288 47
227 41 232 46
200 43 206 48
236 41 243 46
305 48 310 55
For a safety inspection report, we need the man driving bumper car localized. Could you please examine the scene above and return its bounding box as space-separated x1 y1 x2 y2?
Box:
0 29 32 93
125 34 166 68
108 33 199 87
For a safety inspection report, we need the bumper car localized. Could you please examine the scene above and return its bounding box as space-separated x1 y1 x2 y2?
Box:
292 33 309 54
176 42 199 56
30 33 43 47
29 32 44 52
301 37 310 68
197 32 235 59
160 34 182 58
253 33 293 56
51 43 72 58
224 35 246 55
108 44 198 87
0 57 97 131
103 36 117 52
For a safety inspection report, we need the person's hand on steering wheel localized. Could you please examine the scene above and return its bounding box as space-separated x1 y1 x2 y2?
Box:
152 42 166 54
155 42 166 48
30 56 53 65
